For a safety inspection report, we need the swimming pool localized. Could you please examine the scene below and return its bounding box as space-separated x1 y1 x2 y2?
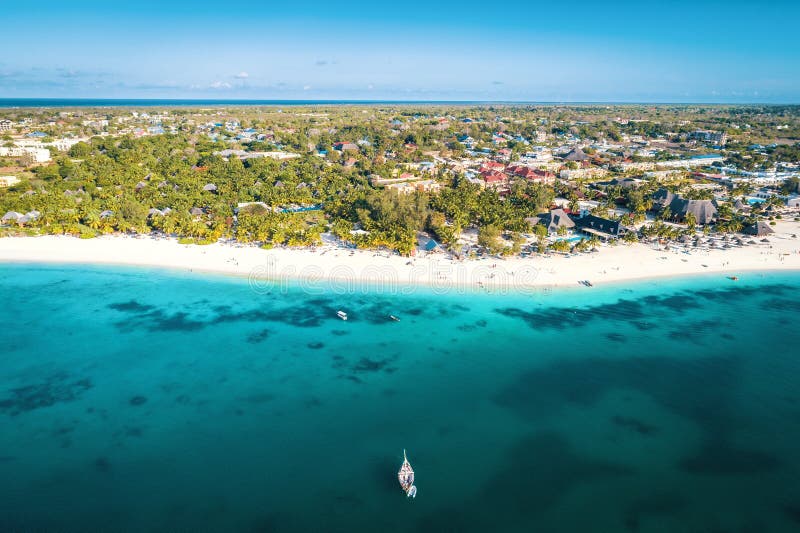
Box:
554 236 584 243
280 205 323 213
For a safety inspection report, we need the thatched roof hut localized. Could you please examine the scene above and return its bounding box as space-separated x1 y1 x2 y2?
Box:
540 208 576 234
2 211 23 221
667 197 717 224
652 188 677 208
743 221 774 237
561 147 590 162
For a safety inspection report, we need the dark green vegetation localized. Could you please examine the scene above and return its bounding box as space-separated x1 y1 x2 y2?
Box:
1 104 798 254
0 133 554 254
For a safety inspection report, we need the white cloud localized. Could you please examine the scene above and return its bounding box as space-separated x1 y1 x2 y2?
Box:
210 80 232 89
235 71 249 79
303 85 312 91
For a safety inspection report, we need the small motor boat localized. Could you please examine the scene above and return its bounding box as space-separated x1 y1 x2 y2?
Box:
336 310 348 321
389 315 400 322
398 450 417 498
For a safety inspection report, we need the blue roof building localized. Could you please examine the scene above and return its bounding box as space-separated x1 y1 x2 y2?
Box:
424 238 440 251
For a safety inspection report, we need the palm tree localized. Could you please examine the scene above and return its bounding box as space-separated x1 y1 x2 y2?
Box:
85 210 102 230
716 203 734 220
685 212 697 230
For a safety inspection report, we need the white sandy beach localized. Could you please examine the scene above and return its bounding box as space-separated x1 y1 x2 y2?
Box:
2 222 800 292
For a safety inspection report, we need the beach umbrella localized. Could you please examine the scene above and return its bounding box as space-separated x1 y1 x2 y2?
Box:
748 239 758 245
761 238 770 243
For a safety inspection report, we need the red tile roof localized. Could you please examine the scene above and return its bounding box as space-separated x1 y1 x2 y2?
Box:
482 170 507 183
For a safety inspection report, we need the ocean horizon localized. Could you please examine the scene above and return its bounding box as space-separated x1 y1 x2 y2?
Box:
1 98 797 108
1 263 800 532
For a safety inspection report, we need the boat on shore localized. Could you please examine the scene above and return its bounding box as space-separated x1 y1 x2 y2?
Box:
336 310 348 321
398 450 417 498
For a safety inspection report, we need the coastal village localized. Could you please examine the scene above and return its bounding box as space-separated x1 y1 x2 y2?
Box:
1 105 799 276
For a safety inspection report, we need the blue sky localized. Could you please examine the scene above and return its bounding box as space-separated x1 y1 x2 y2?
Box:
1 0 799 102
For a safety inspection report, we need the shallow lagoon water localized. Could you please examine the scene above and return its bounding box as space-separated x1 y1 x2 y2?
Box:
1 264 800 532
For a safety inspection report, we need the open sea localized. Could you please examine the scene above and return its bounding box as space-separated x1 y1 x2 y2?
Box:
1 263 800 532
0 99 651 109
0 99 496 109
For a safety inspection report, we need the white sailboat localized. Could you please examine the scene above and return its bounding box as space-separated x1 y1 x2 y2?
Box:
397 449 417 498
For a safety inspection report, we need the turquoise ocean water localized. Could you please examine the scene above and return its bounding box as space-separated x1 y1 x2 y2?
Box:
1 263 799 532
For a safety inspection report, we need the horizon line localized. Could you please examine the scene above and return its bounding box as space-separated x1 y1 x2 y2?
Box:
1 97 799 108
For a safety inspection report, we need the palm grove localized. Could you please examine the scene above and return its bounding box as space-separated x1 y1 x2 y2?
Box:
2 104 798 256
0 133 556 255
